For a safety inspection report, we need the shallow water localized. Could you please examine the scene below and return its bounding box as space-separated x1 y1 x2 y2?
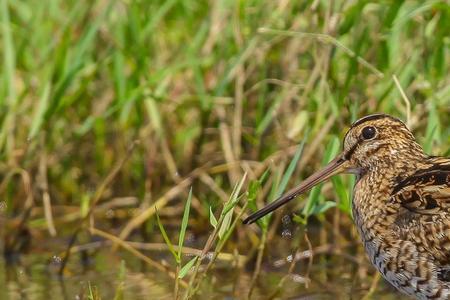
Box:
0 233 411 300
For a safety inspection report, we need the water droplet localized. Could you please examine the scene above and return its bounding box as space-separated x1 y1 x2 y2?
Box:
286 254 293 263
281 229 291 238
52 255 62 264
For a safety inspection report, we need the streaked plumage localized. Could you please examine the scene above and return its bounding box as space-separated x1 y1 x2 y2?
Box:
244 114 450 299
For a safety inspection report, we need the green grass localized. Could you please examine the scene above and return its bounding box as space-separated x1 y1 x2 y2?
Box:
0 0 449 299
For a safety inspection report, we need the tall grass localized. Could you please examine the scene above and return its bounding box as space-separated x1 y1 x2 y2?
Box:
0 0 448 298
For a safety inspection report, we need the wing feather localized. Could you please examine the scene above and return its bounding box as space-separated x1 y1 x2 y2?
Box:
390 158 450 269
392 160 450 215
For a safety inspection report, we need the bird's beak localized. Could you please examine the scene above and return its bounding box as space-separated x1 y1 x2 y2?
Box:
243 153 352 225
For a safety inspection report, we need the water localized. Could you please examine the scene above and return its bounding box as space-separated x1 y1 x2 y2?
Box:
0 235 411 300
0 251 174 300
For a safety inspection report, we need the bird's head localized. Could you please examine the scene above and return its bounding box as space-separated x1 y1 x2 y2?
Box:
243 113 425 225
341 114 425 172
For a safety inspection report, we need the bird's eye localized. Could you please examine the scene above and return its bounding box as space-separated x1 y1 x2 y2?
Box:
361 126 376 140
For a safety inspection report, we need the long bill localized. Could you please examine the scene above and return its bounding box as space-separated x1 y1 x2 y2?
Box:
243 154 350 224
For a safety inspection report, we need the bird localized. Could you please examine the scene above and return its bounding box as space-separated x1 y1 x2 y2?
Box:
243 113 450 300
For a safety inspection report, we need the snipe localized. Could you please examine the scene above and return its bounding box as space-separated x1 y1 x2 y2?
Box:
244 114 450 300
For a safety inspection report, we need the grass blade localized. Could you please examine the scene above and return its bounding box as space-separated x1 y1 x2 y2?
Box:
178 187 192 260
276 132 309 199
28 81 51 140
178 256 198 279
209 206 218 229
219 173 247 239
156 208 178 262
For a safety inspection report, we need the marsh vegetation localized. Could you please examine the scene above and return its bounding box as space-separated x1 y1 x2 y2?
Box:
0 0 449 299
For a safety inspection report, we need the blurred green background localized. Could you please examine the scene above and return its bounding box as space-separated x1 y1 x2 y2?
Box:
0 0 449 299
